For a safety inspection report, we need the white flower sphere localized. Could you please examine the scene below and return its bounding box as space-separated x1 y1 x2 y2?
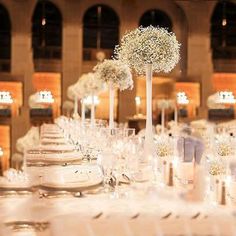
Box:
114 26 181 75
67 73 105 99
78 72 105 96
94 59 133 91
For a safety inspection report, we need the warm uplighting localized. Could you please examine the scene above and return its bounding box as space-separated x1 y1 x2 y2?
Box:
222 18 227 27
218 91 236 104
0 91 13 104
0 147 3 157
176 92 189 105
135 96 142 116
135 96 141 106
41 17 46 26
83 96 100 106
36 91 54 104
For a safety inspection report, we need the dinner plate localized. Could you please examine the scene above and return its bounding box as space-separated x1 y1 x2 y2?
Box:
40 165 103 192
26 151 82 163
0 184 33 192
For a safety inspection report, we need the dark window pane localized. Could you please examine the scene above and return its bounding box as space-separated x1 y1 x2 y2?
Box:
0 3 11 64
139 9 172 31
32 0 62 59
83 4 119 50
211 1 236 59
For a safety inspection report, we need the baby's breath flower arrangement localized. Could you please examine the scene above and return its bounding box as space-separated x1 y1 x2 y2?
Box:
209 161 226 176
115 26 180 158
157 99 175 134
77 73 105 97
94 59 133 128
67 73 105 124
216 141 233 157
156 141 173 158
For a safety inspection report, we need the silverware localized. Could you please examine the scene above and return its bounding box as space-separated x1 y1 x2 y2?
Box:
161 212 172 219
122 173 131 184
5 221 49 232
108 175 117 188
93 212 103 219
191 212 201 219
131 213 140 219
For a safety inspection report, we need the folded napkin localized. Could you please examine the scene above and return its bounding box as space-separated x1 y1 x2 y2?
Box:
177 136 204 164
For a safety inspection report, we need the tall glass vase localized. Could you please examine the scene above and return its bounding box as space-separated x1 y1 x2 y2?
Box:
90 94 95 126
72 96 79 119
174 104 178 126
81 98 85 125
161 107 165 134
109 84 115 129
144 64 154 161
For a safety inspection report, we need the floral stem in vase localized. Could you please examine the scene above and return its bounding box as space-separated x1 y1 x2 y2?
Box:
81 98 85 125
174 105 178 126
109 84 115 129
144 64 154 161
161 107 165 134
91 94 95 126
73 96 79 119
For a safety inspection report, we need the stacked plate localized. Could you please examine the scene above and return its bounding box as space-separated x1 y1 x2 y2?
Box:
40 165 103 192
25 144 82 165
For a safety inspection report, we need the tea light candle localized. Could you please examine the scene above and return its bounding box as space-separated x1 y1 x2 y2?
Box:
176 162 194 185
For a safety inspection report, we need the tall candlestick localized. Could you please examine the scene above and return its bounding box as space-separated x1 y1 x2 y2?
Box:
168 162 174 186
220 181 226 205
91 94 95 126
109 85 115 129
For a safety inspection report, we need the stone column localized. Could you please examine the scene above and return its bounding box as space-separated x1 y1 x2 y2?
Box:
10 1 35 154
118 0 137 123
62 2 81 104
178 2 215 118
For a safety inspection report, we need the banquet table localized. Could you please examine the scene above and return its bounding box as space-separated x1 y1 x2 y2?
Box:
1 121 236 236
1 185 236 236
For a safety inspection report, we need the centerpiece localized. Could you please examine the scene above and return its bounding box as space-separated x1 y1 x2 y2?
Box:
94 59 133 129
67 73 105 125
114 26 180 160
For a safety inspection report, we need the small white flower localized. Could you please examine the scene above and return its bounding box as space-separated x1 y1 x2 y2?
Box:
94 59 133 91
157 99 175 109
67 73 106 99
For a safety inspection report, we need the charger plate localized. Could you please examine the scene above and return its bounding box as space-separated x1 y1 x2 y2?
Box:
40 181 102 193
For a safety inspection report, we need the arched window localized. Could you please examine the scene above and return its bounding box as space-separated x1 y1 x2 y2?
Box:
0 4 11 72
32 0 62 59
139 9 172 31
83 4 119 60
211 1 236 59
